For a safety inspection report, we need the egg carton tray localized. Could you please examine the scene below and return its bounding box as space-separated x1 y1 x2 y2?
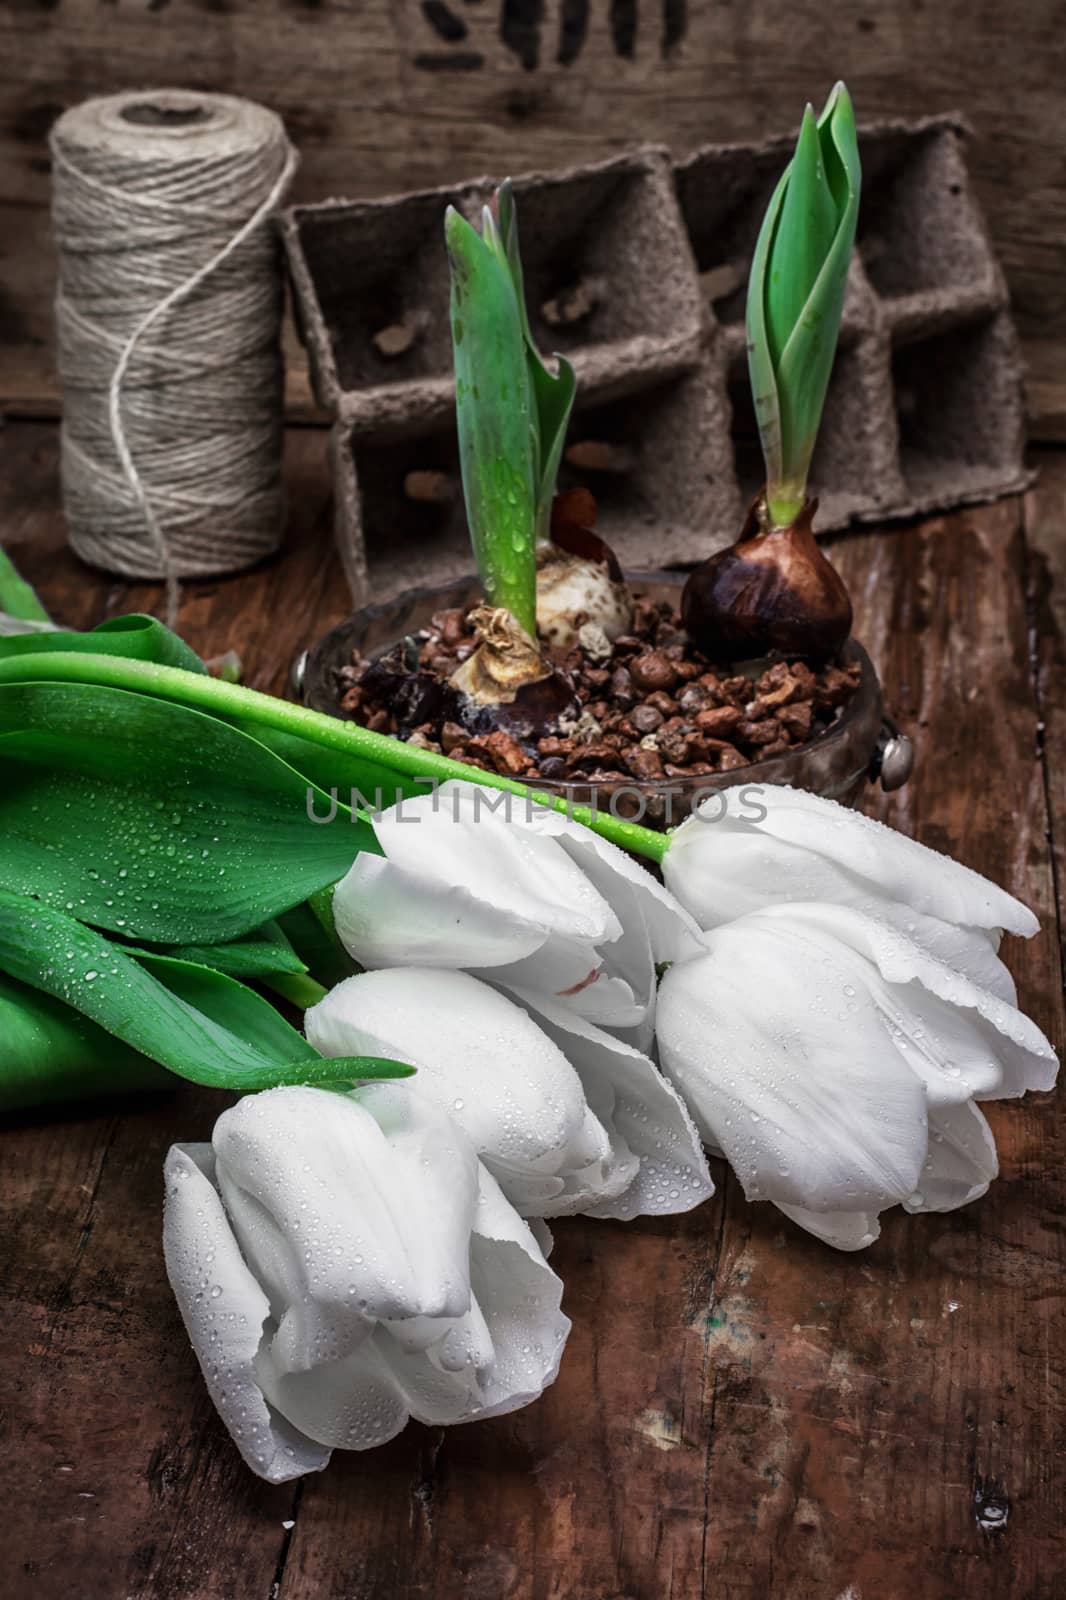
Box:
281 118 1031 605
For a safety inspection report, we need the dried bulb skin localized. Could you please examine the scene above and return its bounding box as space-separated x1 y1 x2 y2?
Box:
450 606 551 705
450 605 579 740
681 497 852 663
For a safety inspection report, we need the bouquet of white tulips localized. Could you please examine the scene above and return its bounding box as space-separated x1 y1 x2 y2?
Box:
0 85 1058 1485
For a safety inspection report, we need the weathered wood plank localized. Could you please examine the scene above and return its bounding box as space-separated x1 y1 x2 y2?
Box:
2 1 1066 433
1023 449 1066 975
1 421 1064 1598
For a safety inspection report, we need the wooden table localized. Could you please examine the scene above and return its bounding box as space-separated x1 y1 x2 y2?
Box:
3 419 1065 1600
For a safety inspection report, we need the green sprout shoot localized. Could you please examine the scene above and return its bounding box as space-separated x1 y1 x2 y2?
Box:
444 183 576 638
747 81 861 529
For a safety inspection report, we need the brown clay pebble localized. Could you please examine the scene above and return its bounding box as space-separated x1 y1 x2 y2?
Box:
737 719 783 746
630 704 664 734
777 701 813 740
625 747 665 782
630 651 679 693
751 674 801 712
695 705 742 736
482 730 532 775
791 661 817 697
610 667 636 709
569 742 626 770
720 676 750 702
645 691 679 717
440 721 469 755
678 683 709 713
717 747 749 770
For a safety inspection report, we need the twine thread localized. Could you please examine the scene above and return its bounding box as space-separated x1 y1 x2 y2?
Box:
50 91 297 625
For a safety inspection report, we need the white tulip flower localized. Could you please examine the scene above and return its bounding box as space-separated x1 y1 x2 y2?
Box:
656 901 1057 1250
663 784 1039 945
334 780 702 1045
306 966 712 1221
163 1082 570 1482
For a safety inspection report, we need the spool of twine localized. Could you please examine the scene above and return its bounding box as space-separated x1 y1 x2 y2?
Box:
50 90 297 618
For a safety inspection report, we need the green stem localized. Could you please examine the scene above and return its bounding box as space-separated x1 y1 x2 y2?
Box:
167 1054 414 1093
263 972 329 1010
766 481 807 529
0 652 671 864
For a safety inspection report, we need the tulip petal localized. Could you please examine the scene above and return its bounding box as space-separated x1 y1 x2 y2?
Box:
869 900 1017 1005
332 853 550 971
212 1084 478 1373
775 1203 881 1251
902 1099 998 1213
162 1143 331 1483
765 903 1058 1103
666 786 1039 936
465 1167 570 1416
434 777 703 1038
475 937 644 1032
256 1336 412 1452
306 968 613 1216
456 778 704 963
375 1166 570 1424
656 931 928 1213
369 786 620 945
508 986 714 1220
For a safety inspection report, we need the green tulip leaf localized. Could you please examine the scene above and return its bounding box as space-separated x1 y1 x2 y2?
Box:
0 545 53 631
159 930 309 981
0 680 379 944
765 106 839 370
0 890 414 1102
0 969 169 1111
496 180 577 543
0 612 206 674
446 203 538 635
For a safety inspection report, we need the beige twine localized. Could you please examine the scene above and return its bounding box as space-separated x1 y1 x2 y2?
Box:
51 90 297 624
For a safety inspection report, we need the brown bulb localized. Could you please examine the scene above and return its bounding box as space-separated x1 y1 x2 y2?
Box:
681 496 852 663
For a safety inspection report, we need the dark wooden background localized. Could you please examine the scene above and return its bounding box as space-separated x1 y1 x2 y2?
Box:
3 0 1066 434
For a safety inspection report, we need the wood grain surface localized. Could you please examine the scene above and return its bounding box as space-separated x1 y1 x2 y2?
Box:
1 418 1064 1599
2 0 1066 435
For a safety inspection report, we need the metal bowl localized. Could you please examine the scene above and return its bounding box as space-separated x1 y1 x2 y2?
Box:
295 571 913 827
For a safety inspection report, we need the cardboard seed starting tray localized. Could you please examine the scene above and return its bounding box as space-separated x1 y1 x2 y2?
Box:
281 118 1031 605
